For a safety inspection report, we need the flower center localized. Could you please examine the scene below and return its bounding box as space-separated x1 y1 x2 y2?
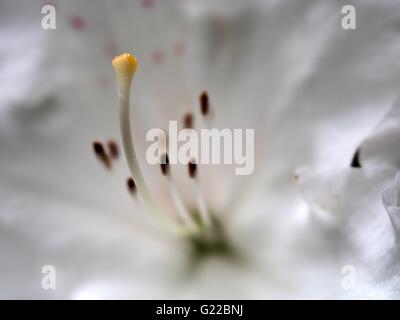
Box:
92 53 237 261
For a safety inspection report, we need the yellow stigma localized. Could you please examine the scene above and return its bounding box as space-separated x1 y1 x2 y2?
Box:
112 53 138 87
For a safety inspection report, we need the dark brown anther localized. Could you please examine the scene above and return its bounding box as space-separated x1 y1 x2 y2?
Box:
188 161 197 179
183 113 194 129
93 141 104 155
160 153 170 176
108 140 119 159
199 91 209 116
92 141 111 169
126 177 136 195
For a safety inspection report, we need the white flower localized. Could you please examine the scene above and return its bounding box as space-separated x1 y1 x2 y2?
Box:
1 0 400 299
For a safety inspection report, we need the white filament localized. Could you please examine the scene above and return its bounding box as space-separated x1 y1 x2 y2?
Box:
166 175 198 232
193 175 211 227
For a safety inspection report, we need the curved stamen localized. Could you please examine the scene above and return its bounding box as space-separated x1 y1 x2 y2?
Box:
112 54 151 203
112 53 186 235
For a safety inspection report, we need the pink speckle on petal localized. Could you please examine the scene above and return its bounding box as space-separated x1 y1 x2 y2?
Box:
70 15 86 31
104 42 118 58
151 50 165 65
174 42 186 57
141 0 155 9
42 0 57 7
97 76 111 88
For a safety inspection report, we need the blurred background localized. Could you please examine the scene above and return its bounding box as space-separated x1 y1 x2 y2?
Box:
1 0 400 299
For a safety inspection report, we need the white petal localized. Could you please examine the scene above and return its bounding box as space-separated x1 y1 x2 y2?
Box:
295 165 400 297
382 172 400 236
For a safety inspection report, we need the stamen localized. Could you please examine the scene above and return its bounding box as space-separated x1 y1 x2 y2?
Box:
108 140 119 159
160 154 198 231
199 91 209 116
112 53 154 205
183 112 194 129
112 53 186 235
92 141 111 169
188 161 211 227
126 176 137 195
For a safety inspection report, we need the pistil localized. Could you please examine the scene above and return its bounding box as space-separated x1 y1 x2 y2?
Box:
112 53 186 235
